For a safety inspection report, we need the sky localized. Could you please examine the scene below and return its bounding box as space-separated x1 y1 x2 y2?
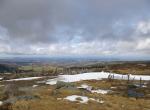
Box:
0 0 150 59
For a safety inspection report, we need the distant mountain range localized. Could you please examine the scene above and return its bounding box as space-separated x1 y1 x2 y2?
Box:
0 55 149 66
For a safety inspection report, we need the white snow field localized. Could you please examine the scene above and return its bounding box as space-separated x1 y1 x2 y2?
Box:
46 71 150 85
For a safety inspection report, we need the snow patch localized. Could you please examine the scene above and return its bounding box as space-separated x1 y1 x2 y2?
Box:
0 101 3 106
46 72 150 85
77 84 89 89
37 80 46 84
110 87 117 89
64 95 89 103
77 84 111 94
32 85 38 88
60 95 104 104
57 98 62 100
6 77 42 81
4 73 12 75
77 84 92 91
91 89 110 94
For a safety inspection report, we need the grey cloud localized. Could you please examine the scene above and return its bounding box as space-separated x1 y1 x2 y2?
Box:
0 0 150 56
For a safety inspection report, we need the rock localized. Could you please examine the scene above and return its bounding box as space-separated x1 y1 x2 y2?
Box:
17 95 40 100
56 81 74 89
128 90 144 98
2 95 40 105
3 84 19 98
3 98 17 104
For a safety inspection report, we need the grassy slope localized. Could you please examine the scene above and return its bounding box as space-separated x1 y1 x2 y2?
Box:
11 80 150 110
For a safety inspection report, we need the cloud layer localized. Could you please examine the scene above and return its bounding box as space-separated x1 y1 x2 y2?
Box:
0 0 150 57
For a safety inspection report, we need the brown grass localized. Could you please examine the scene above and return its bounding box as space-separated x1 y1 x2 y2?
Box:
11 81 150 110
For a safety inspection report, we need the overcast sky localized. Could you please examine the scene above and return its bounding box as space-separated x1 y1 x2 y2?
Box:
0 0 150 58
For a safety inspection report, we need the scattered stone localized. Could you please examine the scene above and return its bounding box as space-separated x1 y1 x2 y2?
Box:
129 97 136 101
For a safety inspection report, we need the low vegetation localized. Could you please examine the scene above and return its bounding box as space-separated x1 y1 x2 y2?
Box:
0 61 150 110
